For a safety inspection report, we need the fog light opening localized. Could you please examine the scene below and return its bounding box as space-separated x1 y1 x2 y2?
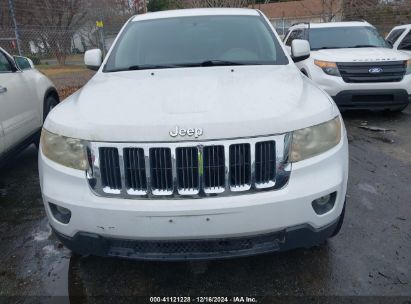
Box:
49 203 71 224
312 192 337 215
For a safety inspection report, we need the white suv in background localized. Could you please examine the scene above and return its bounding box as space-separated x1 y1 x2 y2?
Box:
284 21 411 112
386 24 411 57
0 47 58 164
39 9 348 260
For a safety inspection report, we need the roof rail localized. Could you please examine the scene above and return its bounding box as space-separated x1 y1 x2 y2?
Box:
290 22 311 41
290 22 310 27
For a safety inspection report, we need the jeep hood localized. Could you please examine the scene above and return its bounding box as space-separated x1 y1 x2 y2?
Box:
45 65 337 142
313 47 410 62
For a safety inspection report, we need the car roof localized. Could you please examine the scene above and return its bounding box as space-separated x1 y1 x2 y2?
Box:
131 8 260 22
289 21 373 30
390 24 411 30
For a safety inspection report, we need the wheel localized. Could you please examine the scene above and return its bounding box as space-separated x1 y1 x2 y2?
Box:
34 94 59 148
43 94 59 121
330 201 345 238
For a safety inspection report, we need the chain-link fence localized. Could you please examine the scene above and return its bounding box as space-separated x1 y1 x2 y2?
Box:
269 15 331 38
269 3 411 38
1 0 410 67
0 0 136 66
0 25 124 66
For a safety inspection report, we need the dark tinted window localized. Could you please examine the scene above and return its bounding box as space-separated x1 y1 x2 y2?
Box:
398 31 411 50
14 56 32 70
0 52 12 72
285 29 305 46
309 26 388 50
283 30 291 42
386 29 405 46
105 15 288 72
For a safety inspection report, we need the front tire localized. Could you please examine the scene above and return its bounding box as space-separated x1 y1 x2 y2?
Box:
43 94 59 121
35 94 59 148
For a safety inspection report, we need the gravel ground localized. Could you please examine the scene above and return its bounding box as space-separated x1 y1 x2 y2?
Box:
0 71 410 302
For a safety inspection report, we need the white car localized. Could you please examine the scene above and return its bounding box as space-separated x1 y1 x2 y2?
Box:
386 24 411 57
0 48 58 164
284 21 411 112
39 9 348 260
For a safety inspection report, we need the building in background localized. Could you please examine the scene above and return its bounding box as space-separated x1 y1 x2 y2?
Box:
252 0 343 37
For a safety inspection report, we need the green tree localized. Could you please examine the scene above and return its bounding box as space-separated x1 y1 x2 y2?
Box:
148 0 173 11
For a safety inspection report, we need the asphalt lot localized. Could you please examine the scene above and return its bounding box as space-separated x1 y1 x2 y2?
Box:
0 106 410 303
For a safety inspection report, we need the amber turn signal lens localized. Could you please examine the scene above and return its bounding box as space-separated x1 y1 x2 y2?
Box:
314 60 337 69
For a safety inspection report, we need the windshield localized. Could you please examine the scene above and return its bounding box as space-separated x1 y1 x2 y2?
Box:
104 15 288 72
309 26 389 50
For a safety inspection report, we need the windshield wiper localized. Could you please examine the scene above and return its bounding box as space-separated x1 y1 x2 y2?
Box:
178 60 248 67
312 47 344 50
200 60 247 67
107 64 180 72
106 60 251 72
348 45 379 48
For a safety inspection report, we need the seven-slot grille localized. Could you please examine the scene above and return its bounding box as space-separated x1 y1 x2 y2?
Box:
124 148 147 192
203 146 225 191
89 135 291 199
229 144 251 189
99 147 122 190
337 61 406 83
255 141 276 185
150 148 173 193
176 147 199 193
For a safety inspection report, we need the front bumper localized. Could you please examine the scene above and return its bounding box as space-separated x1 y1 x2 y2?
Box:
53 219 340 261
311 70 411 110
331 89 410 110
39 135 348 260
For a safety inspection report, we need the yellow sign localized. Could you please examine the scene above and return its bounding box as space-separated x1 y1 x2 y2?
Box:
96 21 104 28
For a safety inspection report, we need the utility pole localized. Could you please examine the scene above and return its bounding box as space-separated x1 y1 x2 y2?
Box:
97 8 107 58
8 0 22 55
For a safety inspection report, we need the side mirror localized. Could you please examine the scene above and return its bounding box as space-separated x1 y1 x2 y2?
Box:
291 39 311 62
84 49 103 71
13 56 33 70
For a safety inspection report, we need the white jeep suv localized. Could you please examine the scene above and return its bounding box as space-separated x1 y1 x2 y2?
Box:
0 47 58 164
386 24 411 57
39 9 348 260
284 21 411 112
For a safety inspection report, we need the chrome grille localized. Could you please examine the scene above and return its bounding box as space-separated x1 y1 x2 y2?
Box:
203 145 225 192
176 147 199 194
99 147 122 191
229 144 251 190
87 134 292 199
150 148 173 194
255 141 276 186
124 148 147 193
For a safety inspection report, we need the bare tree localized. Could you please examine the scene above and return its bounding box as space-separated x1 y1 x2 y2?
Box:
301 0 343 22
182 0 249 8
343 0 411 34
15 0 88 64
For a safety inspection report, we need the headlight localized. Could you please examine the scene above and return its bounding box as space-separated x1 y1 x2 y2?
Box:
290 117 342 162
41 129 88 170
314 60 341 77
406 59 411 75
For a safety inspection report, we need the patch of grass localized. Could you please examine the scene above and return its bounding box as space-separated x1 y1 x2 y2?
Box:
59 86 82 100
37 65 88 76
